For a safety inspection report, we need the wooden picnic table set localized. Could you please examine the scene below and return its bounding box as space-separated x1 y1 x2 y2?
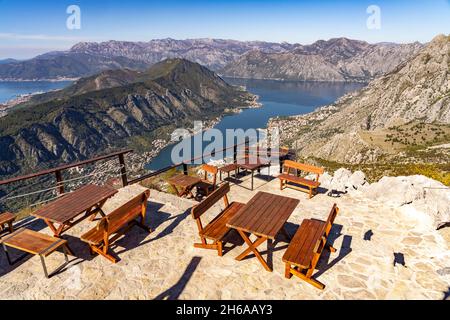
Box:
168 157 271 200
0 183 151 277
0 154 336 289
189 158 337 290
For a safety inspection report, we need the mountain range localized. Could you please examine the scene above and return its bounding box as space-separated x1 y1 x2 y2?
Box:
269 34 450 167
0 59 255 176
221 39 423 82
0 38 422 82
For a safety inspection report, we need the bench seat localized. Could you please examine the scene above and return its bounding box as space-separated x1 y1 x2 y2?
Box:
282 219 325 268
278 160 324 198
80 189 150 263
282 204 339 290
81 206 141 245
200 201 245 241
278 174 320 188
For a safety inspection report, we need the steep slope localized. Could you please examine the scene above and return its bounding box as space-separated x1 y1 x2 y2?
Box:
0 52 148 80
221 38 423 82
0 38 421 81
0 59 255 176
0 39 294 80
269 34 450 165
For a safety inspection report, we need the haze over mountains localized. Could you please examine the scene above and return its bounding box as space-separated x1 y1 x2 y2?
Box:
0 59 255 176
0 38 422 82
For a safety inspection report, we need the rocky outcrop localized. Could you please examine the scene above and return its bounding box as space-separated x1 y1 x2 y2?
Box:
321 169 450 229
360 175 450 230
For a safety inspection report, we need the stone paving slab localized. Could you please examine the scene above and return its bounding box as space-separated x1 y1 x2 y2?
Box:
0 176 448 300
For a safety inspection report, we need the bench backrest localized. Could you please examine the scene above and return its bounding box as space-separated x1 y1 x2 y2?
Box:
201 164 218 185
191 182 230 220
97 190 150 235
283 160 324 175
313 204 339 254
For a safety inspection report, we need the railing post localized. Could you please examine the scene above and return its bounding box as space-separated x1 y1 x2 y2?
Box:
233 144 237 163
118 153 128 187
183 163 188 175
55 170 65 195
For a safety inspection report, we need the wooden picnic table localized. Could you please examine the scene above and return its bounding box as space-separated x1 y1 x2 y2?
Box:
236 157 271 190
31 184 117 254
167 174 202 198
227 191 299 271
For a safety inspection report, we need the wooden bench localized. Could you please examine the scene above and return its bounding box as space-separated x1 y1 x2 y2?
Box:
1 228 70 278
278 160 324 198
191 182 245 256
81 189 151 263
0 212 15 235
195 164 218 200
282 204 339 290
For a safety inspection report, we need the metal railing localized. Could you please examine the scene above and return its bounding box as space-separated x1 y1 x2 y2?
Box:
0 140 292 212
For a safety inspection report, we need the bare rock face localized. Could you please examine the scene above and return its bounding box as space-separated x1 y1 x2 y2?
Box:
221 38 423 82
271 34 450 164
359 175 450 229
318 168 367 193
321 168 449 229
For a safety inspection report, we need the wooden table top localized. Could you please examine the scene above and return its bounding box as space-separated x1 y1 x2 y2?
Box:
227 191 299 240
1 228 67 256
167 174 201 188
31 184 117 224
219 163 238 172
236 157 270 171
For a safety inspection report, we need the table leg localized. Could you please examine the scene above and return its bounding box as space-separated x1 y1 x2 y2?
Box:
170 184 182 197
235 230 272 272
44 220 75 256
251 170 254 190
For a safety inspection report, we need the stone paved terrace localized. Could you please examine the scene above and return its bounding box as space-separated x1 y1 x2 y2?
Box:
0 169 449 300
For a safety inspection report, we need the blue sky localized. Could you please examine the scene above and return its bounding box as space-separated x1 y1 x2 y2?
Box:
0 0 449 59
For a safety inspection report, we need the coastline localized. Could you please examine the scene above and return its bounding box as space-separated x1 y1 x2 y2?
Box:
0 77 80 82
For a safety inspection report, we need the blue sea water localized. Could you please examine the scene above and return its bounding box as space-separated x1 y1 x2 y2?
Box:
147 78 366 170
0 81 72 104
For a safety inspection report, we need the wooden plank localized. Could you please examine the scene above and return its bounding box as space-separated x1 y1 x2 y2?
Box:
227 192 299 239
283 160 324 175
2 228 64 255
0 212 15 225
191 183 230 219
31 184 117 224
168 174 201 189
264 197 300 239
201 202 244 241
294 220 326 267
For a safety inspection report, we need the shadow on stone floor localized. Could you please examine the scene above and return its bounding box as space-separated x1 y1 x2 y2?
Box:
0 217 56 277
153 256 202 300
314 224 353 280
443 287 450 300
113 201 192 257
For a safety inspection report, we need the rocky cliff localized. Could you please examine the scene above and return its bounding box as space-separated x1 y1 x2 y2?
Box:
221 38 423 82
0 38 421 81
269 34 450 168
0 59 255 177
